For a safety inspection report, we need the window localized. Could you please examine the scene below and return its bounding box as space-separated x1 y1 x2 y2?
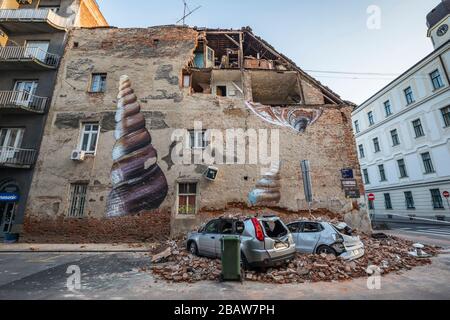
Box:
421 152 435 174
368 200 374 210
203 220 219 233
441 106 450 127
378 164 387 181
80 123 99 154
13 80 38 107
373 138 381 153
354 120 360 133
368 111 375 126
404 87 414 105
0 128 24 163
363 169 370 185
188 130 207 149
384 193 393 210
216 86 227 97
384 100 392 117
302 222 322 233
358 144 365 158
391 129 400 146
25 40 49 62
178 182 197 215
430 189 444 209
412 119 425 138
430 69 444 90
68 183 87 217
397 159 408 178
90 73 107 93
404 191 415 210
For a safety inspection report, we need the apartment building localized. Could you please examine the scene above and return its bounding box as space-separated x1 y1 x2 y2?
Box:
352 0 450 222
23 26 371 241
0 0 107 240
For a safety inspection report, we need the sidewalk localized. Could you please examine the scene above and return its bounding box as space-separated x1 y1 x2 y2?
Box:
0 243 154 253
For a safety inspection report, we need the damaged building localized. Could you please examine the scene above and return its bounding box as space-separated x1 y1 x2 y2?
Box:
22 26 371 241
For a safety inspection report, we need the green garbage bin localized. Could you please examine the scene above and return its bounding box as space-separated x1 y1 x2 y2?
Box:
220 235 242 282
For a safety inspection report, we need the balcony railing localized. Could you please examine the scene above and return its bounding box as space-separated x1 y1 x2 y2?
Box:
0 91 48 113
0 46 60 68
0 146 36 167
0 9 70 29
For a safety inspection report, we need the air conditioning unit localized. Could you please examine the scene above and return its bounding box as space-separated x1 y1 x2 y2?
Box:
16 0 33 5
71 150 86 161
204 166 219 181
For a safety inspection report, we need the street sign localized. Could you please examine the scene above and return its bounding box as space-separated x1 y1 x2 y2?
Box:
341 179 357 189
345 188 360 199
0 193 19 202
443 191 450 198
368 193 375 201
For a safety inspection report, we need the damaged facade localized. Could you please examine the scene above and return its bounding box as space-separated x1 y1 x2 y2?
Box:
0 0 107 240
23 26 371 241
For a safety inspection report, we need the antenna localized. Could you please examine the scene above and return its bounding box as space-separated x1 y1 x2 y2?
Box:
177 0 201 26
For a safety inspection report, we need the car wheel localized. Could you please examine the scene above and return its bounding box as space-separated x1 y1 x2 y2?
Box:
316 245 337 256
188 241 199 256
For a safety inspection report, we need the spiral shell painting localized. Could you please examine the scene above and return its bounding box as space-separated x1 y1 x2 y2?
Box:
106 75 168 217
248 162 282 206
245 101 323 133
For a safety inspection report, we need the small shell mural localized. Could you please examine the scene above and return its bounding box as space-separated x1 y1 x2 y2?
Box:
248 162 282 206
106 75 168 217
245 101 323 133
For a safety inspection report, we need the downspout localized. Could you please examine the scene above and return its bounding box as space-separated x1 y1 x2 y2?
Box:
439 54 450 85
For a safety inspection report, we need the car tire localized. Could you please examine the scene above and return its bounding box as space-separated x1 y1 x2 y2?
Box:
316 245 337 256
188 241 199 256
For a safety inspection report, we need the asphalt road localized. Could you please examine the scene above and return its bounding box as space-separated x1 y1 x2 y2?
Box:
380 222 450 248
0 249 449 300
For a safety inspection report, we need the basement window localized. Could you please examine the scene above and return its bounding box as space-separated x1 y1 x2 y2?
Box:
68 183 88 218
216 85 227 97
177 183 197 215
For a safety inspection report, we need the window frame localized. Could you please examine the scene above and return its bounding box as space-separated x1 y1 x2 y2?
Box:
188 129 208 150
421 152 435 174
397 159 408 178
412 119 425 138
430 69 444 90
430 189 444 210
67 183 88 218
358 144 365 159
79 122 100 154
441 106 450 127
384 193 393 210
373 137 381 153
89 73 107 93
378 164 387 182
367 111 375 126
177 182 198 215
404 191 415 210
384 100 393 117
390 129 400 146
363 168 370 185
404 86 414 105
354 120 360 133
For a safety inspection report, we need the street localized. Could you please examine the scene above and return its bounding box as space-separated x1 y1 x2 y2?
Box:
0 230 449 300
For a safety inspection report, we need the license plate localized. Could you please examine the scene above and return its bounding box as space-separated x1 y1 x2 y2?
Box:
275 243 288 249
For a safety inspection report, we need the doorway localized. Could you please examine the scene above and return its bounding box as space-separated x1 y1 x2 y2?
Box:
25 41 50 62
0 202 15 233
0 128 24 163
13 80 38 107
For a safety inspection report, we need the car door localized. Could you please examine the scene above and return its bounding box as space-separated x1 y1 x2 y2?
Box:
198 220 220 257
296 222 322 253
287 222 302 251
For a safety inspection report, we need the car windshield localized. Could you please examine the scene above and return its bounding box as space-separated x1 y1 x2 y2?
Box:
261 220 288 238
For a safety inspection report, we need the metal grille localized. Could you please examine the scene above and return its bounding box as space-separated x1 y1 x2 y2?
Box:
68 184 88 217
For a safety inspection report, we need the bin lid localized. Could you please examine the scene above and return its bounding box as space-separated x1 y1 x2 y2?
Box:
221 235 240 241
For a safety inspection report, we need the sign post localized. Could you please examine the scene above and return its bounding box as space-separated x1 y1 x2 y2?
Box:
443 191 450 211
368 193 375 222
301 160 313 217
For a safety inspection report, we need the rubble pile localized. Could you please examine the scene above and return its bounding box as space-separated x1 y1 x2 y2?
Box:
151 236 440 284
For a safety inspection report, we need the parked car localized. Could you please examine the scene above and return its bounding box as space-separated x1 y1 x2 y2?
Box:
187 216 296 269
286 221 365 261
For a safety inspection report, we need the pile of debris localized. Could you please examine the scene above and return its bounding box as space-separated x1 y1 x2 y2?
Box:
150 235 440 284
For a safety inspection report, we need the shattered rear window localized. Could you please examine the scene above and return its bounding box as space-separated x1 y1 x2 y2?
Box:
261 220 288 238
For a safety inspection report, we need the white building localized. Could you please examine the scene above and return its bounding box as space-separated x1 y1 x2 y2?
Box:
352 0 450 222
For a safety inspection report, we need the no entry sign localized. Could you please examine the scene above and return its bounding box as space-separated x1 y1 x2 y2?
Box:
443 191 450 198
368 193 375 201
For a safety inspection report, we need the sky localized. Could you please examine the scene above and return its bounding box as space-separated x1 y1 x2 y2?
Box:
96 0 441 104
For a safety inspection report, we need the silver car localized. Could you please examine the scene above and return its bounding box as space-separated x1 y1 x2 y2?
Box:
187 216 296 269
286 221 365 261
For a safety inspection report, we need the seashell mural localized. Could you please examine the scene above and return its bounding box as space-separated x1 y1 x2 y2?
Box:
248 162 282 206
106 75 168 217
245 101 323 133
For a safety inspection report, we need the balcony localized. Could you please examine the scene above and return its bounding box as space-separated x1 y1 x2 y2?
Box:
0 9 70 33
0 91 48 113
0 146 36 168
0 46 60 70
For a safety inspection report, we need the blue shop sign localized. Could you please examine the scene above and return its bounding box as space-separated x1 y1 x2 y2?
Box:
341 168 354 179
0 193 20 202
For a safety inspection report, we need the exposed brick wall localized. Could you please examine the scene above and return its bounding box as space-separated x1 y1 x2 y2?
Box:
23 211 170 243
